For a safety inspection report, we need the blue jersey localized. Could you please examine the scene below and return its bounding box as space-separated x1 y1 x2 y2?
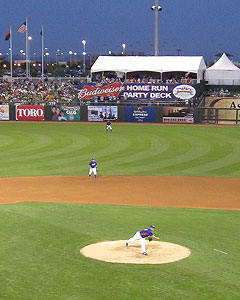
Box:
107 120 111 126
89 161 97 168
140 228 153 238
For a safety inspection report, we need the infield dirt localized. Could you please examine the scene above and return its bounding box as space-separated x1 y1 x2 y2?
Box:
80 240 191 264
0 175 239 210
1 175 238 265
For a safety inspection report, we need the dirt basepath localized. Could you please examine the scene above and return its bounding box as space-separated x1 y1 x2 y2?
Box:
0 175 239 209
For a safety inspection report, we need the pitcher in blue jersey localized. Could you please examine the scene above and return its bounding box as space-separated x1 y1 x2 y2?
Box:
89 157 98 180
126 225 159 255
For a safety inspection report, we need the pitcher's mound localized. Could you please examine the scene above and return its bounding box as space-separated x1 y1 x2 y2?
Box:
80 240 191 264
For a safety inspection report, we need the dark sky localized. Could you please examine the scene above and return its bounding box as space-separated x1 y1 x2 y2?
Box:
1 0 239 61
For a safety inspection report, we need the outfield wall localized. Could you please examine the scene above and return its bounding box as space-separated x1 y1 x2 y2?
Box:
1 104 200 124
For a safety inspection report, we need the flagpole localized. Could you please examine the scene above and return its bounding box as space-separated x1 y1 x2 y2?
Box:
41 25 44 81
10 26 13 84
25 17 28 77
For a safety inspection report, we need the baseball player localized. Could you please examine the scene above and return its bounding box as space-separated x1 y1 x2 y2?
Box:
89 157 98 180
126 225 159 255
106 120 112 132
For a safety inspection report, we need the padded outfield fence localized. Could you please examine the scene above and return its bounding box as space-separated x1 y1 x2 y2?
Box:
1 103 239 125
0 104 199 124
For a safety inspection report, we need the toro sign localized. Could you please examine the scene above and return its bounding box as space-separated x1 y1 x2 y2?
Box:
16 105 45 121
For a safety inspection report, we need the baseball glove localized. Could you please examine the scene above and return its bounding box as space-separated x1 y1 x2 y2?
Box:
148 237 152 242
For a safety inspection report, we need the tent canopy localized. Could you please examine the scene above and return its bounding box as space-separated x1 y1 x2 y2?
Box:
205 53 240 85
91 56 206 81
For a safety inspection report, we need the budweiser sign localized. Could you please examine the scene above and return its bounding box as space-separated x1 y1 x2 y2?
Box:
16 105 45 121
78 83 123 100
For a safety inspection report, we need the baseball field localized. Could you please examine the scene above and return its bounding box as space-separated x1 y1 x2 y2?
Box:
0 122 239 300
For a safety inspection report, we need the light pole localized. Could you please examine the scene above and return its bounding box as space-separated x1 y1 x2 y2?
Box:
69 51 73 66
177 48 181 56
61 52 64 62
122 43 126 55
56 49 60 65
28 36 32 76
23 52 26 68
28 36 32 59
74 52 77 65
20 49 24 60
82 40 86 74
151 0 162 56
44 47 49 63
45 52 50 64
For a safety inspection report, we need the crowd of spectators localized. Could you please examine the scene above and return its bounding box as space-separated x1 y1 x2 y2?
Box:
94 74 195 85
0 78 78 105
206 88 232 97
0 75 198 107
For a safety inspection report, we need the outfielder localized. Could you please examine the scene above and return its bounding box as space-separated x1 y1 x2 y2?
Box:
89 157 98 180
106 120 112 132
126 225 159 255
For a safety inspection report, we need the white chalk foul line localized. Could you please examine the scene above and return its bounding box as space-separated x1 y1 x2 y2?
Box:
214 248 228 255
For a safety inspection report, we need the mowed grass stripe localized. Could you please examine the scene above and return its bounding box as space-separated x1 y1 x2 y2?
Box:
171 130 240 177
118 131 212 175
0 122 240 177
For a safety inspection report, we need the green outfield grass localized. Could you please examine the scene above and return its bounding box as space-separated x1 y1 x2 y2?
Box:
0 122 240 178
0 202 239 300
0 122 240 300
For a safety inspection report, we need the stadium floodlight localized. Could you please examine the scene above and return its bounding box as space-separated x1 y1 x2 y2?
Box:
82 40 86 73
151 5 162 11
122 43 126 55
151 0 162 56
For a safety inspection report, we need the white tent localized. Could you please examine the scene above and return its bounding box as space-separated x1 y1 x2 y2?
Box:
91 56 206 82
205 53 240 85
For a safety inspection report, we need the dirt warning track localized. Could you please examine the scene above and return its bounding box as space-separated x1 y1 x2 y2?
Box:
0 175 239 210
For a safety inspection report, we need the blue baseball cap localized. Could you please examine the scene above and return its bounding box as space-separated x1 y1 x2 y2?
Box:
150 225 155 228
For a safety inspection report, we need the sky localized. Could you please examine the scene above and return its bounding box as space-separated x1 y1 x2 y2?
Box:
0 0 240 61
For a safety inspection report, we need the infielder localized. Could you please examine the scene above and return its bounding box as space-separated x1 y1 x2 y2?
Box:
126 225 159 255
89 157 98 180
106 120 112 132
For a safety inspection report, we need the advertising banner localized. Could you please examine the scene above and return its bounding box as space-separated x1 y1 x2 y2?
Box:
78 82 196 101
205 97 240 120
0 105 9 120
162 106 194 124
88 106 118 121
163 117 194 124
51 105 80 121
78 82 123 100
121 83 196 101
125 106 156 122
16 105 45 121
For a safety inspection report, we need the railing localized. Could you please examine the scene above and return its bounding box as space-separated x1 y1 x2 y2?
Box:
1 76 197 85
206 79 240 85
79 98 200 107
198 107 240 124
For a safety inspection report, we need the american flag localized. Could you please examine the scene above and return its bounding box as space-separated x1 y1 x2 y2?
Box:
5 30 10 40
17 21 27 34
